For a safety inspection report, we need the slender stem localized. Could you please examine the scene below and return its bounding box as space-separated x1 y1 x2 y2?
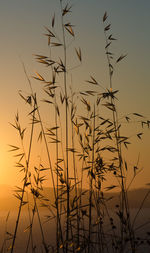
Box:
88 105 95 253
55 100 60 253
11 100 36 253
26 192 34 253
103 25 135 252
71 94 80 248
59 1 70 252
22 63 65 252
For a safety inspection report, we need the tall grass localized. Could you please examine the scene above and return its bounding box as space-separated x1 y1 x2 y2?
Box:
6 1 150 253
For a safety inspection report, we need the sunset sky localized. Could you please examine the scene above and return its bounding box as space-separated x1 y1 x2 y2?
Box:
0 0 150 188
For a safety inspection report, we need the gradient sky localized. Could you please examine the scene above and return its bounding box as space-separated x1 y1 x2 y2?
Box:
0 0 150 188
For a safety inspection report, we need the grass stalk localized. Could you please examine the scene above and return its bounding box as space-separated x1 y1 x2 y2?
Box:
10 99 36 253
88 105 95 253
103 13 136 252
22 63 65 252
59 1 70 251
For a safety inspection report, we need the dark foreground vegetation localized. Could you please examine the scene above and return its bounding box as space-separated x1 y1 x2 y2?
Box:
3 1 150 253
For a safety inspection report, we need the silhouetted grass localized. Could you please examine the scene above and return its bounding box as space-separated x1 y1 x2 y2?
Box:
6 1 150 253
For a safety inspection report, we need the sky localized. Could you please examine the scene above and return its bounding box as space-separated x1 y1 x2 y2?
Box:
0 0 150 189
